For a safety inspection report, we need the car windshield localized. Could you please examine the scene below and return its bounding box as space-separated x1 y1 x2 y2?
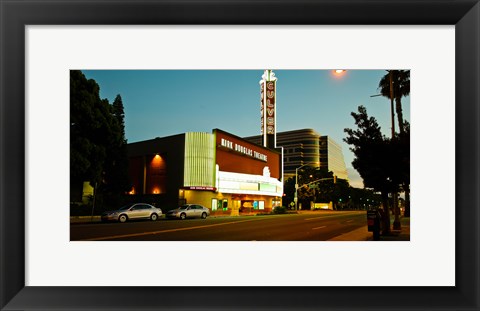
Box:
179 205 189 210
118 205 132 211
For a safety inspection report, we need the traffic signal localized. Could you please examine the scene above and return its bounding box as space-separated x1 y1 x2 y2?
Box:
333 175 337 184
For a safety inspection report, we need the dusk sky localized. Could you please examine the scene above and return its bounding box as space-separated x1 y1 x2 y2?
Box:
81 70 410 188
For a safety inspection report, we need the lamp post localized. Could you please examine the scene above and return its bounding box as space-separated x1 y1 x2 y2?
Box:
294 162 318 211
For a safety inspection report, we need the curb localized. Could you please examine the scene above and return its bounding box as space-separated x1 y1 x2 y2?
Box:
70 216 101 223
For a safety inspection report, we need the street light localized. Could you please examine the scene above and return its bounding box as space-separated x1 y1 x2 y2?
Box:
332 70 347 79
294 162 319 211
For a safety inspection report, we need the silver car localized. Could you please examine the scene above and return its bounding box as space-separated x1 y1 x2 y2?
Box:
166 204 210 220
101 203 162 223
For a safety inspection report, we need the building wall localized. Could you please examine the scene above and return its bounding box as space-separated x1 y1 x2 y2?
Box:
215 129 280 179
245 129 348 181
277 129 320 176
182 190 281 215
320 136 348 180
184 132 216 188
127 134 186 208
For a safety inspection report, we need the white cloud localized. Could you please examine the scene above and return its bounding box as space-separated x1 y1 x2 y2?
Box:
347 167 364 188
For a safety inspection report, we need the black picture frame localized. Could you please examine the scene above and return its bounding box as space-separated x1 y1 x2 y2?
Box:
1 0 479 310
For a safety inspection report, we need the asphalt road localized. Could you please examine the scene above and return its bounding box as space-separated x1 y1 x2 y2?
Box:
70 211 367 241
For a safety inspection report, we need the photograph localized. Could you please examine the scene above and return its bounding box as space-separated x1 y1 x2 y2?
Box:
70 69 410 242
1 0 479 309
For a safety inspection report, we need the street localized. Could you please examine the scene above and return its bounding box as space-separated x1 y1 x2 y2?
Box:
70 211 368 241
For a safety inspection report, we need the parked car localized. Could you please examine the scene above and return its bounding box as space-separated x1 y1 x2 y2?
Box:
101 203 162 223
166 204 210 220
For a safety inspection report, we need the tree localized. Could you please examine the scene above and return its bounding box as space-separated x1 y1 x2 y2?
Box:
283 177 296 209
70 71 131 211
70 70 109 192
344 106 396 233
112 94 126 140
283 166 378 211
284 167 350 210
349 187 381 210
378 70 410 135
394 121 411 217
297 167 332 209
101 95 131 207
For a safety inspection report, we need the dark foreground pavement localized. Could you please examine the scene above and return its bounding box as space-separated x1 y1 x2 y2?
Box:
329 216 410 241
70 211 410 241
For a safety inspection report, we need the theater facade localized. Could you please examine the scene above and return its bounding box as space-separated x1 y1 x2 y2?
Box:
127 129 283 215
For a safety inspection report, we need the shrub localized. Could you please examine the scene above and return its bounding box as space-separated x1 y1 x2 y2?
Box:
273 206 287 214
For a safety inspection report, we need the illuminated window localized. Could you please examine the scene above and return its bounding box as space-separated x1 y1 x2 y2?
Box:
259 201 265 210
148 154 166 194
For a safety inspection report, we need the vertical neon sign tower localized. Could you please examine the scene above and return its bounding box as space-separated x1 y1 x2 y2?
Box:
260 69 277 149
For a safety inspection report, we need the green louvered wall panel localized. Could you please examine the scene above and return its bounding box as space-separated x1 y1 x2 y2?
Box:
184 132 215 187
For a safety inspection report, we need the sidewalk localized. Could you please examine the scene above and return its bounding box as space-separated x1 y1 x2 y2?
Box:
377 216 410 241
328 225 370 241
328 217 410 241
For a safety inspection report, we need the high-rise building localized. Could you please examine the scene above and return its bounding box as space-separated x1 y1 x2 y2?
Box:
319 136 348 180
245 129 348 181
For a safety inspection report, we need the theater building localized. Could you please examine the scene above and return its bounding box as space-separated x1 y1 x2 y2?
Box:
127 129 283 215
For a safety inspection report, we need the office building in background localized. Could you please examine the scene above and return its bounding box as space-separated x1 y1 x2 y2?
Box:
245 128 348 181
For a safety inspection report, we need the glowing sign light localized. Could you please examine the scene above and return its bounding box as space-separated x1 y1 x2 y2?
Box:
266 81 275 134
260 70 277 148
220 137 268 162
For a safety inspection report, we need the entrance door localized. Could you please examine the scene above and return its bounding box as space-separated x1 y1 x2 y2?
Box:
230 200 240 216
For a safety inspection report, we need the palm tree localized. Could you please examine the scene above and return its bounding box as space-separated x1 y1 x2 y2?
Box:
378 70 410 135
378 70 411 228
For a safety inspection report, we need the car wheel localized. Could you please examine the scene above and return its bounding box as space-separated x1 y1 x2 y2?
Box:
180 213 186 220
201 212 207 219
118 214 128 223
150 213 158 221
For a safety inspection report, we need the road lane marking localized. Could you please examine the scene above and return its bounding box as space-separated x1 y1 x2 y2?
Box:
305 215 356 221
80 218 265 241
304 212 365 221
312 226 327 230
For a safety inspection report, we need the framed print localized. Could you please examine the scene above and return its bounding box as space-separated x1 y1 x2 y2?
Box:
1 0 479 310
